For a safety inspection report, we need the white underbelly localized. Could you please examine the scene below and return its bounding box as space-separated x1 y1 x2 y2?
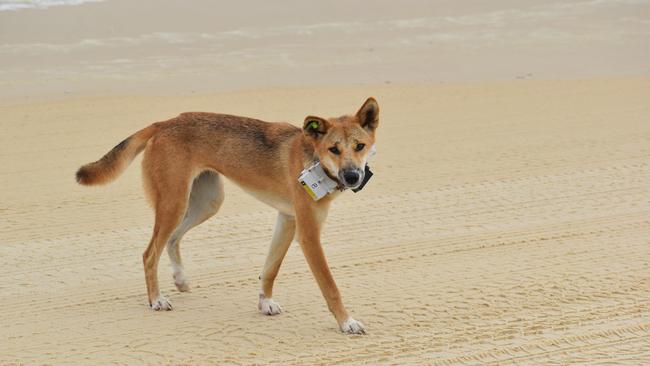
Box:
241 187 295 216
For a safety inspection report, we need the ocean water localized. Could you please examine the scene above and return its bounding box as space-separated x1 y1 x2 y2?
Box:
0 0 104 11
0 0 648 99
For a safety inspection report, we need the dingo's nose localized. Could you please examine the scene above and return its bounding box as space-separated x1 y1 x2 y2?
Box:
342 170 360 185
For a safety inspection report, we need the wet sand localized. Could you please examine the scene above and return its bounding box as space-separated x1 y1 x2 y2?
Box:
1 0 649 101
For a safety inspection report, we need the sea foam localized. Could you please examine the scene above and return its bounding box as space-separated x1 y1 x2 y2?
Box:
0 0 104 12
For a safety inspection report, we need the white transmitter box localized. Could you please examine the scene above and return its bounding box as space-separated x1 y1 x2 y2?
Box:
298 162 339 201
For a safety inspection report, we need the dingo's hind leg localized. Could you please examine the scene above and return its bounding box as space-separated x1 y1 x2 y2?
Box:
143 189 189 311
141 142 192 311
167 170 224 292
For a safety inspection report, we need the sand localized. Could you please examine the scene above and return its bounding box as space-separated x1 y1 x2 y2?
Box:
2 0 650 364
1 77 649 364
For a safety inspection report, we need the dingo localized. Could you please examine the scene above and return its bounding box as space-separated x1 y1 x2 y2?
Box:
76 98 379 334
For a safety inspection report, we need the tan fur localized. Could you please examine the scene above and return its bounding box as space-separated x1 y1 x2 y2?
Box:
76 124 159 185
76 98 380 334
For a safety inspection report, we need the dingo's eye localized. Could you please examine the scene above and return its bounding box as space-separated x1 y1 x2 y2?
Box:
329 146 341 155
355 143 365 151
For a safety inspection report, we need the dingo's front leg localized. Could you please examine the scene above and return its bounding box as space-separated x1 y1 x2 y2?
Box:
294 201 366 334
258 212 295 315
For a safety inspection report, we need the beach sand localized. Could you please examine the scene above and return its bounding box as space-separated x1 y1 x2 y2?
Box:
1 1 650 365
2 78 650 364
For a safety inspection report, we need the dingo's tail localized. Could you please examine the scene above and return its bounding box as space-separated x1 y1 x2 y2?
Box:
76 124 158 185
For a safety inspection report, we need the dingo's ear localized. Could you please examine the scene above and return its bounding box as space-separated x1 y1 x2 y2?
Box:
356 97 379 132
303 116 329 139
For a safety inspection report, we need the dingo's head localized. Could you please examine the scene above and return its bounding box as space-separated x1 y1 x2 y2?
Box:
303 97 379 189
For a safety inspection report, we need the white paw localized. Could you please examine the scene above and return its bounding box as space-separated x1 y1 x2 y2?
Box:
173 270 190 292
150 295 173 311
175 281 191 292
340 317 366 334
258 294 283 315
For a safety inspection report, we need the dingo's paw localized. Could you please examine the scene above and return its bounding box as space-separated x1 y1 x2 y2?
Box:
258 294 283 315
175 281 191 292
150 295 173 311
340 317 366 334
173 271 190 292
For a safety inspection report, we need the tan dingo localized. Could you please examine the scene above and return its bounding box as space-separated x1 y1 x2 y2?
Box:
76 98 379 334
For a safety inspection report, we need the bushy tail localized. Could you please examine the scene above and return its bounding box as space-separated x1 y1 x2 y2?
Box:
76 124 158 185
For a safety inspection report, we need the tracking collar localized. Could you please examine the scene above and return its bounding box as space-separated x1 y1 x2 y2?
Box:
298 146 376 201
298 161 342 201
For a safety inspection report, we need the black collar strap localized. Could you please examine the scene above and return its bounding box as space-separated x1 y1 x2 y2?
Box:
352 165 373 193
